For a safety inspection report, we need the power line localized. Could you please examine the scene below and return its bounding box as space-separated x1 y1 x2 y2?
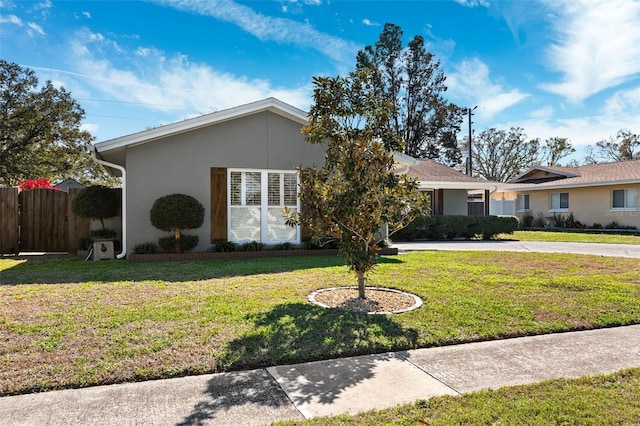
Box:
77 97 181 108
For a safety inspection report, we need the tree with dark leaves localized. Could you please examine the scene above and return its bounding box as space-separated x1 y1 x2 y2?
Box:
356 23 464 166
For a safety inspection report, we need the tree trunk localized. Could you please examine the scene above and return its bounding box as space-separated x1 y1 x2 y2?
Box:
357 271 366 299
174 228 182 253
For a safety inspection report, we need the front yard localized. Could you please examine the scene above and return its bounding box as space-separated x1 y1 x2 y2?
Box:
1 251 639 397
504 230 640 244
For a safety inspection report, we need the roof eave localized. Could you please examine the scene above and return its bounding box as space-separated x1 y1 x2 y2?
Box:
419 181 503 190
500 179 640 192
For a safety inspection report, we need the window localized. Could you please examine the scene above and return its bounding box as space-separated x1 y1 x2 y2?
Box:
229 170 299 243
550 192 569 210
612 189 638 209
518 194 530 211
423 190 434 215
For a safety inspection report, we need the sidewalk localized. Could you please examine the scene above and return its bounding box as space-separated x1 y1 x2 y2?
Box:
392 240 640 258
2 325 639 425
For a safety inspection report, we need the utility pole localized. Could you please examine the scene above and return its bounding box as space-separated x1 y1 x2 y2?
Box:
467 106 477 176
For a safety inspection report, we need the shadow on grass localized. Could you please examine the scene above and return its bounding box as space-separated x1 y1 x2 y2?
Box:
177 302 418 424
0 254 404 285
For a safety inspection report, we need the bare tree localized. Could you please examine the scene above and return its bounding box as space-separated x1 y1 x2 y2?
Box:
471 127 540 182
538 137 575 166
595 129 639 162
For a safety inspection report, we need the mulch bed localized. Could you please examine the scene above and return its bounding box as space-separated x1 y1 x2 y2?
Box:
309 287 422 314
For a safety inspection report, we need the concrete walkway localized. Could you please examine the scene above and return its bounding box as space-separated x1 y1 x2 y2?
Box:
392 240 640 258
2 325 639 425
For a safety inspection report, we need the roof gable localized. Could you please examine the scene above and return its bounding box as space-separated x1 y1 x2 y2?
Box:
94 97 308 154
502 160 640 191
509 166 578 184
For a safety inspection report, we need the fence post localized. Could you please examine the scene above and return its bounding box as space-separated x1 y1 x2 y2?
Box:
0 188 19 255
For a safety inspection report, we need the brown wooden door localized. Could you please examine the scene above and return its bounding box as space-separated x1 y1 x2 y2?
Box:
19 189 69 252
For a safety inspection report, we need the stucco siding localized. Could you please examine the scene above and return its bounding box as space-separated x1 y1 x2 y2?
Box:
124 111 325 252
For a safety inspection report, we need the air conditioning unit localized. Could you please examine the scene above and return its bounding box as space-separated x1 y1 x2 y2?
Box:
92 240 115 261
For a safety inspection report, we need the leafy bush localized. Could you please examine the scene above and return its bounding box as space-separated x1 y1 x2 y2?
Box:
209 240 238 252
76 237 93 251
150 194 204 252
274 242 293 250
240 241 264 252
521 214 534 229
605 221 637 230
71 186 119 230
393 215 518 241
158 235 199 253
132 242 159 254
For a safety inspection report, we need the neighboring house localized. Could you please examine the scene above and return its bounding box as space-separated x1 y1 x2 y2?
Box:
394 154 501 216
93 98 502 256
53 178 86 192
494 161 640 228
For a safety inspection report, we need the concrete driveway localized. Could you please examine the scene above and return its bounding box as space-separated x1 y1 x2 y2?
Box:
392 240 640 258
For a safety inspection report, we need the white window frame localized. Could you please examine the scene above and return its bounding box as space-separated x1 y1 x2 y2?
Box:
549 192 569 212
611 188 638 211
517 194 530 212
227 169 300 244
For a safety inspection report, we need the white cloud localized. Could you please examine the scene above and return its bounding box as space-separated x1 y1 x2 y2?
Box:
0 14 22 25
27 21 45 35
540 0 640 102
500 86 640 151
454 0 489 7
152 0 359 67
447 57 529 120
66 30 312 119
80 123 99 135
82 11 91 19
362 19 380 27
603 86 640 116
135 47 152 57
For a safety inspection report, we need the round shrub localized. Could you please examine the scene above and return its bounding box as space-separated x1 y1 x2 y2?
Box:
150 194 204 235
71 185 118 230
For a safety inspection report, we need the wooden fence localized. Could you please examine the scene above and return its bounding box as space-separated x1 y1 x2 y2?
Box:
0 187 91 254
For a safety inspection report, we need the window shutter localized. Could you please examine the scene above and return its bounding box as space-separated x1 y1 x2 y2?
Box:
211 168 227 242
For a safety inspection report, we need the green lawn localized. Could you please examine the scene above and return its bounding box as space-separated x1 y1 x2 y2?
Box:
276 367 640 425
1 251 639 397
503 230 640 244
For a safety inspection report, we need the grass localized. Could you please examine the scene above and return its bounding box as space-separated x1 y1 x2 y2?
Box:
275 367 640 425
1 251 639 397
504 230 640 245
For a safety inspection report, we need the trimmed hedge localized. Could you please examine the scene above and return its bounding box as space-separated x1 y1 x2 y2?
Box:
393 215 519 241
158 235 199 253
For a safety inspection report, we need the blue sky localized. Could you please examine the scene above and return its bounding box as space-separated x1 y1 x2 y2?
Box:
1 0 639 162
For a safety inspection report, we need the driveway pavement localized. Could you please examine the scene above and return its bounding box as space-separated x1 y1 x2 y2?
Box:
1 325 639 425
392 240 640 258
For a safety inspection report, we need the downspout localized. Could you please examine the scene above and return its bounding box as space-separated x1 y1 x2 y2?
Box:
91 147 127 259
